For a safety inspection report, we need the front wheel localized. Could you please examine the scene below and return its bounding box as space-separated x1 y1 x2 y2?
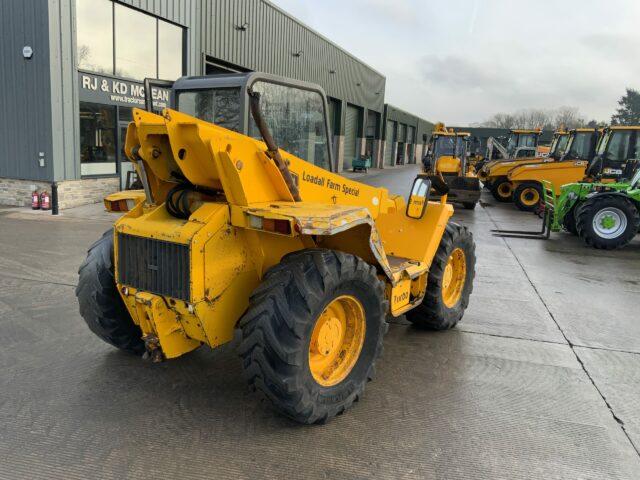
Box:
76 230 145 354
491 178 513 202
513 182 542 212
239 249 388 424
576 195 640 249
406 223 476 330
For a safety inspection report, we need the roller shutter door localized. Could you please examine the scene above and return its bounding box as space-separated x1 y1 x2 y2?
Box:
384 121 395 166
407 126 416 163
343 105 359 170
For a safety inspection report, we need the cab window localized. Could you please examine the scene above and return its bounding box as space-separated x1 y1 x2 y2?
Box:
177 87 242 133
604 131 632 163
248 81 331 171
566 133 592 160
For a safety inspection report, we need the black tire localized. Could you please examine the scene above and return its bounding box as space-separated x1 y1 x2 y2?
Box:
76 230 145 355
406 223 475 330
462 202 477 210
490 177 513 202
562 207 578 235
513 182 543 212
239 249 388 424
575 195 640 250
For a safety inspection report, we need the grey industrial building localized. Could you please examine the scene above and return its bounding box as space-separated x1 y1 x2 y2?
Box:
0 0 432 209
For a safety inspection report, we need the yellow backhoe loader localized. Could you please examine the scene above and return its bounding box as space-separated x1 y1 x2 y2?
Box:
422 123 481 209
75 73 476 424
475 128 543 176
479 129 565 202
508 128 601 211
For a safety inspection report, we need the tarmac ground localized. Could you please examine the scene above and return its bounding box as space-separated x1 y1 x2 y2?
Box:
1 164 639 479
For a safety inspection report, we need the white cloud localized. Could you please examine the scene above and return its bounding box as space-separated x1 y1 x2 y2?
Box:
270 0 640 125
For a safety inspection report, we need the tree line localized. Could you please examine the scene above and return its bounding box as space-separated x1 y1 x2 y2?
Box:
478 88 640 129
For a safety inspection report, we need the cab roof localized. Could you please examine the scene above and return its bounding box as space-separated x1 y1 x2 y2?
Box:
609 125 640 130
511 129 542 134
570 128 603 133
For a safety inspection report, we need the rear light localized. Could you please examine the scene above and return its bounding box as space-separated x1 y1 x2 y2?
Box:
105 198 138 212
247 215 292 235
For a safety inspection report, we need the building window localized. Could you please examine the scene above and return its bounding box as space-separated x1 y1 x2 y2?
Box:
75 0 184 80
80 102 117 176
177 88 242 133
76 0 113 74
158 21 184 80
114 3 157 80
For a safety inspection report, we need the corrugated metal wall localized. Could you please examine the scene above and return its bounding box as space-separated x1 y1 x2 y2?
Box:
201 0 385 112
0 0 54 181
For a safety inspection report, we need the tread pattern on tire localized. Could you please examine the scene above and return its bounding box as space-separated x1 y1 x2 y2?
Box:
562 207 578 235
406 222 476 330
575 195 640 250
238 249 388 424
76 230 145 355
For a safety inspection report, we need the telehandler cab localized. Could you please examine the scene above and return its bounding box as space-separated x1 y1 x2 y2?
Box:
479 129 562 203
508 128 601 212
422 123 481 210
76 72 476 424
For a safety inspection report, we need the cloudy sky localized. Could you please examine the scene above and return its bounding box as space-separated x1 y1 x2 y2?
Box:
270 0 640 125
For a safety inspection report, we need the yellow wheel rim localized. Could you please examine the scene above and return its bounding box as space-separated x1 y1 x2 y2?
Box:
520 188 540 206
442 248 467 308
497 182 513 198
309 295 366 387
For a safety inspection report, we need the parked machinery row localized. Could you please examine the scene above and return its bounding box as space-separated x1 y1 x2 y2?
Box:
484 126 640 249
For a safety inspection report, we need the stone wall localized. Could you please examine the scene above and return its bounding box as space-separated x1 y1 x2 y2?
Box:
56 178 120 210
0 178 51 207
0 177 120 210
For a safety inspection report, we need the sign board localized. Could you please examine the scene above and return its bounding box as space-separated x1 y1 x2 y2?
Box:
78 71 171 110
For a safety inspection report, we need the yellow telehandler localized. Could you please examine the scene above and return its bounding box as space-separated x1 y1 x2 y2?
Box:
76 73 476 424
508 128 601 211
421 123 481 209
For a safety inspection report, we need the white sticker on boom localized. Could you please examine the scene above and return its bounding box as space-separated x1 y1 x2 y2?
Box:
372 197 379 206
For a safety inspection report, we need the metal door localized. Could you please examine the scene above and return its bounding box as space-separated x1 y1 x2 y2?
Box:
384 121 395 166
344 105 359 170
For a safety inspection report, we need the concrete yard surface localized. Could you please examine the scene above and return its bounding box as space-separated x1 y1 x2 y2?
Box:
1 166 639 479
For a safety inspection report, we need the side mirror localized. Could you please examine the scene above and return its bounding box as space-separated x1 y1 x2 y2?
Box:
406 176 431 219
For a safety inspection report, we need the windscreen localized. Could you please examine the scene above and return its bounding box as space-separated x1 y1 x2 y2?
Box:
434 136 464 158
248 81 331 170
565 132 592 160
554 135 569 158
518 134 537 148
603 131 633 163
177 87 242 132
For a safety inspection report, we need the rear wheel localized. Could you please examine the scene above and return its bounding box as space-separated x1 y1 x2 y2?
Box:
406 223 475 330
576 195 640 249
76 230 144 355
514 182 542 212
239 249 387 424
562 207 578 235
491 178 513 202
